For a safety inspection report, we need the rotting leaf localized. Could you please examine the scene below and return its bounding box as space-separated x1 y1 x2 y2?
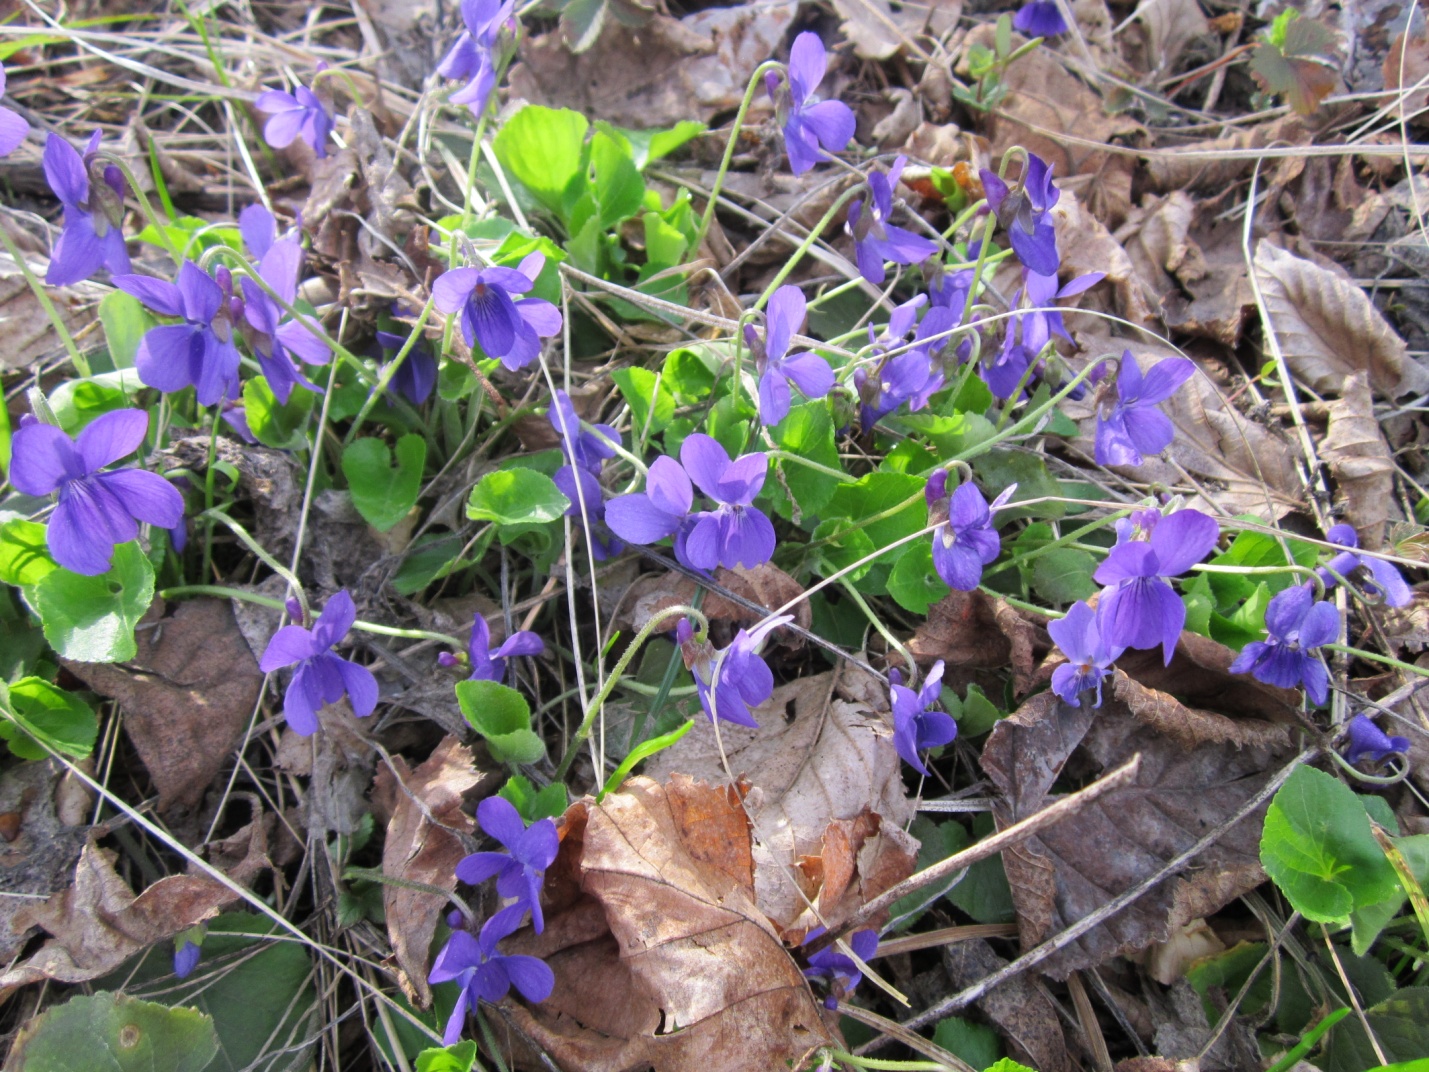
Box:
0 841 237 998
0 760 89 960
908 589 1044 697
981 646 1299 978
371 736 484 1006
942 940 1071 1072
1321 371 1398 547
615 563 812 640
504 776 832 1072
1254 241 1429 399
62 598 264 814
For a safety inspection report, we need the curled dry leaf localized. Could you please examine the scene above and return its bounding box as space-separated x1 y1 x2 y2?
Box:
1054 189 1159 331
908 589 1044 696
276 702 375 836
981 645 1299 978
371 736 483 1006
0 268 92 371
0 841 237 998
615 563 812 640
0 761 89 960
503 775 831 1072
645 669 917 931
1254 240 1429 399
1321 371 1398 547
1121 0 1211 79
62 598 263 813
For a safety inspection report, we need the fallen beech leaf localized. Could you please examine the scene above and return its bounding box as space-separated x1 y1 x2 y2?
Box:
908 589 1044 696
0 841 236 998
981 663 1298 977
505 776 831 1072
645 669 917 931
372 736 482 1005
1321 371 1398 547
1254 241 1429 399
0 271 92 371
0 761 89 959
1054 190 1159 330
1123 0 1210 79
1384 31 1429 114
62 598 263 813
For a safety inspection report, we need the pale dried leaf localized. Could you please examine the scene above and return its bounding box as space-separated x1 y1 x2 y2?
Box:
1254 240 1429 399
0 762 89 960
617 564 812 640
1385 31 1429 113
1054 190 1159 329
1322 371 1398 547
0 272 91 371
1125 0 1211 78
1144 116 1310 193
1144 918 1226 985
833 0 903 59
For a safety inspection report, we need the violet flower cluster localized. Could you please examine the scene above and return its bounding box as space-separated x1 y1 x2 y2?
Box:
438 613 545 683
549 388 624 559
438 0 515 118
677 615 791 727
256 69 333 158
1228 586 1338 705
0 64 29 158
888 660 956 775
925 471 1016 592
747 285 835 426
44 131 130 286
1342 714 1410 767
1048 601 1124 708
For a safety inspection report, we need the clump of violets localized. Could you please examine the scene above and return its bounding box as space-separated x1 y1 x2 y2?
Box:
677 615 791 727
984 268 1103 400
438 0 514 117
1093 352 1195 468
1317 524 1413 608
0 64 30 157
430 904 554 1046
1094 508 1219 664
888 660 956 775
980 153 1060 277
925 471 1016 592
1047 600 1124 708
43 131 130 286
1342 714 1410 767
803 927 879 1010
9 409 184 576
746 285 834 426
256 72 333 158
456 796 559 933
1228 586 1338 705
432 253 562 370
1014 2 1069 37
115 262 244 406
439 614 544 684
766 32 856 175
548 388 623 559
259 590 378 735
846 156 939 285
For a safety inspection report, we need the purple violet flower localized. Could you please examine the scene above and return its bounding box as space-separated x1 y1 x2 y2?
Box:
456 795 559 934
681 435 776 571
438 0 514 117
42 131 129 286
926 471 1014 591
677 614 791 727
238 212 330 404
606 455 694 564
747 285 835 426
1228 586 1338 705
888 660 956 775
1048 600 1124 707
255 78 333 158
549 389 624 560
453 613 545 683
173 939 201 979
979 154 1061 277
432 253 562 371
1094 352 1195 467
1342 714 1410 767
1014 2 1069 37
114 262 244 406
803 926 879 1010
0 65 30 157
1317 524 1413 608
766 32 856 176
1094 508 1219 664
258 590 378 736
429 904 554 1046
377 329 436 407
220 399 257 444
9 409 183 576
855 296 953 429
847 156 940 285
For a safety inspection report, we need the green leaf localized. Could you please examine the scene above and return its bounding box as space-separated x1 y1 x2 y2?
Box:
984 1060 1037 1072
0 677 98 760
0 519 58 588
704 394 755 460
1321 987 1429 1071
33 543 156 663
888 817 968 929
947 814 1016 923
341 435 426 532
1182 572 1215 636
415 1042 479 1072
242 376 314 450
1350 833 1429 955
1029 548 1098 604
812 518 877 584
98 291 156 371
888 540 947 615
663 347 717 404
455 679 546 765
590 130 645 228
0 394 10 478
953 684 1003 738
1260 764 1399 925
1211 581 1271 651
595 120 706 170
823 473 927 594
1250 10 1339 116
467 468 569 546
493 106 590 220
559 0 606 53
612 366 675 436
391 532 482 596
898 411 996 457
972 448 1065 519
9 991 219 1072
932 1017 1001 1072
767 402 843 520
498 775 568 822
49 371 144 433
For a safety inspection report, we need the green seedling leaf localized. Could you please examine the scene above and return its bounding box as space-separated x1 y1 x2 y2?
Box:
612 366 675 436
0 519 58 588
1260 764 1399 924
888 540 947 615
242 376 314 450
984 1060 1037 1072
972 448 1065 519
953 683 1003 738
493 105 589 220
947 813 1016 922
33 542 156 663
455 679 546 765
599 718 693 801
767 401 843 520
595 119 706 170
1320 987 1429 1071
590 130 645 228
0 395 10 477
1210 581 1272 650
8 990 219 1072
1182 573 1215 636
0 676 98 760
1030 548 1098 604
98 291 156 371
1250 11 1339 116
499 774 568 822
341 435 426 532
467 468 570 546
416 1042 479 1072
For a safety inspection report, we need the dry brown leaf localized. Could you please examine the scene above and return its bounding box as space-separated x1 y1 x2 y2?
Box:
504 776 831 1072
1121 0 1211 79
645 669 917 931
1143 116 1310 194
616 563 812 640
1322 371 1398 548
372 737 482 1006
908 589 1045 695
1254 240 1429 399
0 761 89 960
1385 30 1429 113
62 598 263 813
834 0 961 59
1054 190 1159 330
0 271 92 371
981 657 1297 978
943 939 1071 1072
0 841 237 998
276 702 375 835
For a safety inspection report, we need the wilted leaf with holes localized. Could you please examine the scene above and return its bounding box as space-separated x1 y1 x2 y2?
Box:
8 990 219 1072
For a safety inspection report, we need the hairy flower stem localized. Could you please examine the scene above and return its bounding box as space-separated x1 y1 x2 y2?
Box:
195 510 309 620
753 185 865 314
693 59 783 252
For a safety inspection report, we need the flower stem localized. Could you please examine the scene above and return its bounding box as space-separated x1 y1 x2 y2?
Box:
753 185 865 314
342 297 437 446
195 509 308 620
693 60 783 252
